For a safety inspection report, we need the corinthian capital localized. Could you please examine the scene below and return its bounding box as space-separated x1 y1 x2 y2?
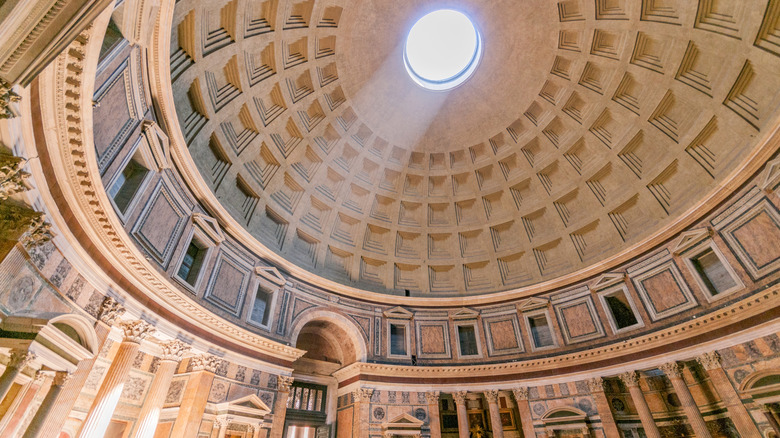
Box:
190 354 221 373
0 153 30 200
659 362 683 379
512 387 529 401
160 340 190 362
695 352 721 370
119 320 155 344
619 371 640 388
53 371 72 386
0 79 20 119
8 349 35 369
98 296 125 326
453 391 468 404
277 375 294 392
484 389 500 404
586 377 605 393
425 391 440 404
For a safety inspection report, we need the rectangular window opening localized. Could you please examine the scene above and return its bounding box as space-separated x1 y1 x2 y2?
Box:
177 239 207 286
251 286 272 326
528 314 554 348
691 248 738 296
457 325 478 356
109 159 149 214
604 290 639 330
390 324 407 356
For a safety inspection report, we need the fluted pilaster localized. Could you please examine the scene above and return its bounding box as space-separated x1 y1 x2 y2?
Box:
269 376 294 438
132 340 190 438
512 387 536 438
586 377 620 438
426 391 441 438
696 352 761 437
77 320 153 438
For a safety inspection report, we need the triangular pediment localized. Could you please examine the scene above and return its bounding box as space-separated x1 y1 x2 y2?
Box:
216 394 271 416
256 266 286 287
383 306 413 319
672 228 712 255
516 297 548 312
591 273 625 291
192 213 225 245
141 120 170 170
450 308 479 320
760 157 780 191
383 413 424 429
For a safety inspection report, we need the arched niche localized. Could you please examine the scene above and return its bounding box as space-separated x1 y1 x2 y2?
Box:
0 313 99 372
540 407 591 438
289 310 367 374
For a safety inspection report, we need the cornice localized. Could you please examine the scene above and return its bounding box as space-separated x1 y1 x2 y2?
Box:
31 8 304 365
332 285 780 385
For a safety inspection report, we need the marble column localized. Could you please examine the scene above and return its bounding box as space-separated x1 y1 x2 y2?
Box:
512 388 536 438
619 372 661 438
170 354 221 438
426 391 441 438
21 371 71 438
269 376 294 438
659 362 712 438
0 349 36 402
696 352 761 437
77 319 154 438
351 387 373 438
0 370 47 436
132 340 190 438
453 391 469 438
38 296 122 437
484 390 504 438
586 377 620 438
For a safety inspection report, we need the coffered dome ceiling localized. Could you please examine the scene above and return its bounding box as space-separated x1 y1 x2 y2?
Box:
169 0 780 296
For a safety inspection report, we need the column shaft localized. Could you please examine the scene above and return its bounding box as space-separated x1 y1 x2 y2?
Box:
269 377 293 438
0 373 45 436
170 369 216 438
77 339 140 438
697 353 760 437
666 374 711 438
453 392 469 438
0 350 35 403
484 391 504 438
626 385 661 438
132 359 178 438
22 372 69 438
426 392 441 438
512 389 535 438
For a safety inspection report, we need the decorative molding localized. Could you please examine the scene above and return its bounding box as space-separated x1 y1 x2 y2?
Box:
425 391 440 404
192 213 226 246
659 362 683 379
353 387 373 402
140 120 171 171
118 319 155 344
586 377 604 393
8 349 35 369
453 391 468 404
190 354 221 373
0 153 30 200
383 306 413 319
512 387 529 401
450 308 479 320
484 389 500 404
695 351 721 370
0 79 20 119
618 371 639 387
277 375 294 392
52 371 71 386
516 297 548 312
255 266 286 287
159 339 190 362
671 228 713 255
590 273 625 291
98 296 126 326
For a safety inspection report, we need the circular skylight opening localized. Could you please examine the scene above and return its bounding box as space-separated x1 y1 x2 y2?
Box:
404 10 482 91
